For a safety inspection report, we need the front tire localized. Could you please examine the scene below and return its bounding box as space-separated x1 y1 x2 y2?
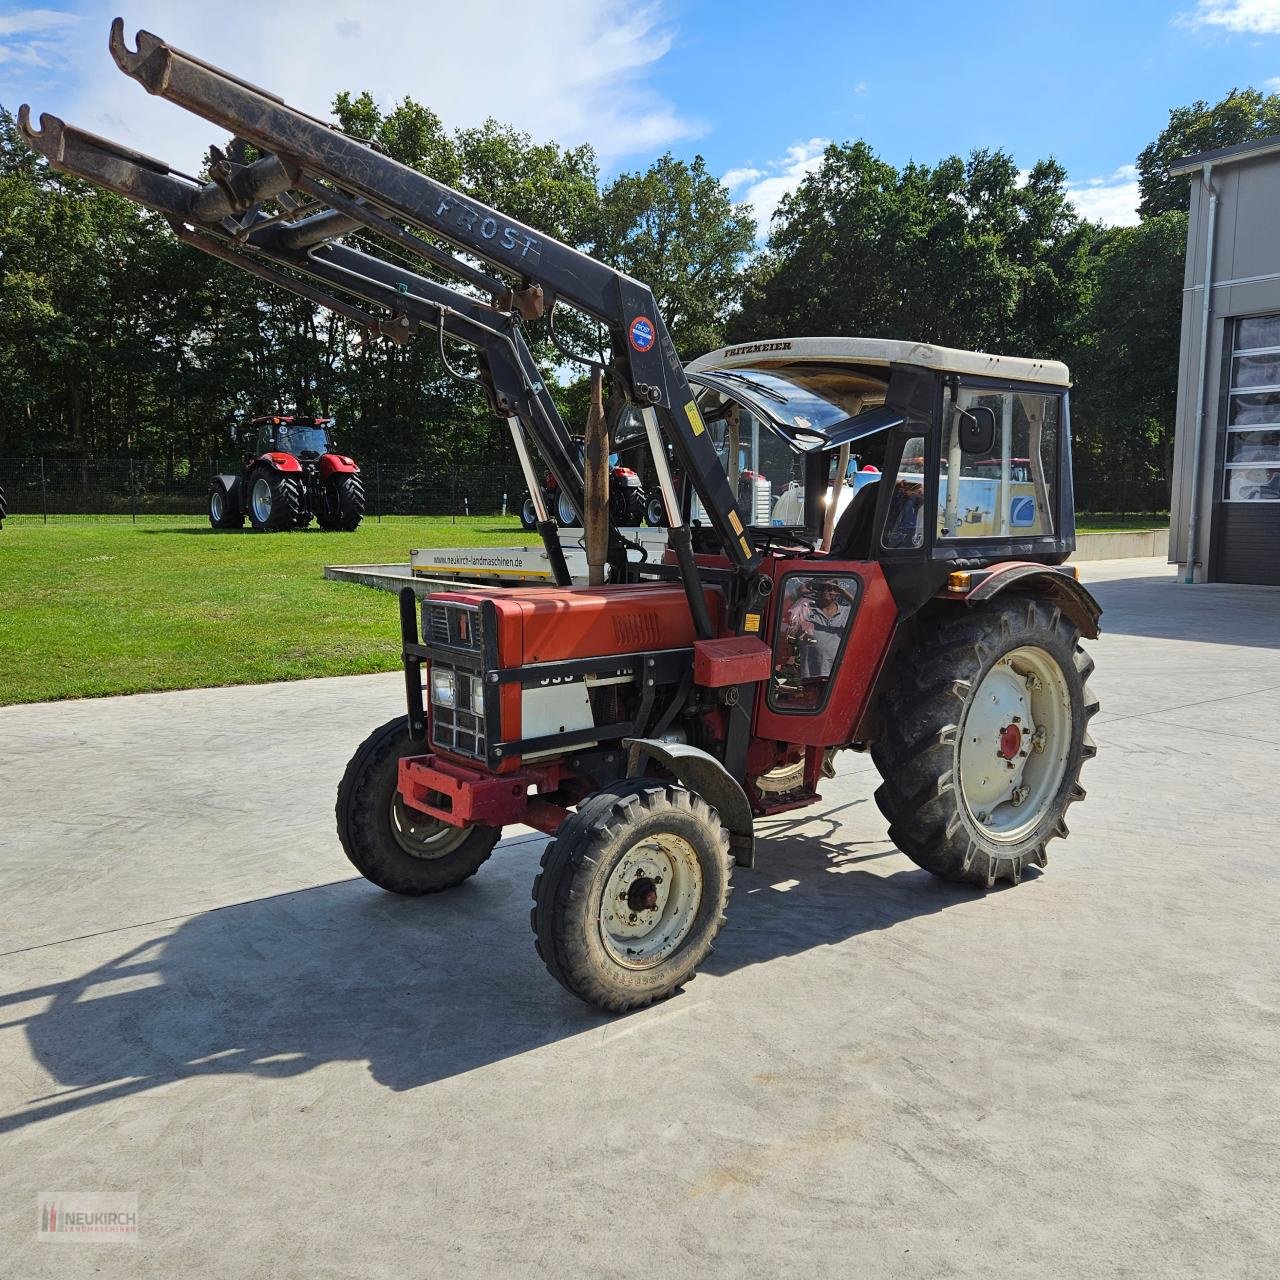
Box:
555 489 578 527
532 781 732 1012
317 473 365 531
336 717 500 895
644 492 667 527
247 468 302 532
519 497 538 530
871 595 1098 888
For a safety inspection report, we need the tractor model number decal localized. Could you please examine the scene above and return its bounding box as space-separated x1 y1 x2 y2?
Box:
433 196 540 262
629 316 656 352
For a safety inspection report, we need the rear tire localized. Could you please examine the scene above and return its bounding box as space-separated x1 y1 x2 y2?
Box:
336 717 500 895
247 468 302 532
531 781 732 1012
871 595 1098 887
317 473 365 531
208 485 244 530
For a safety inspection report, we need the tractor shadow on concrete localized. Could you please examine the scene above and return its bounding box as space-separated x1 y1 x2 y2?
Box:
1 808 981 1133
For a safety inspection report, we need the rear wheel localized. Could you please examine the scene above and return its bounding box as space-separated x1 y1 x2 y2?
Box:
871 595 1098 887
317 473 365 531
336 717 500 894
247 468 302 532
208 484 244 530
531 781 732 1012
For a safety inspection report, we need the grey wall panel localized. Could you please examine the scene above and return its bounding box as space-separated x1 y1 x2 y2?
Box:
1213 504 1280 584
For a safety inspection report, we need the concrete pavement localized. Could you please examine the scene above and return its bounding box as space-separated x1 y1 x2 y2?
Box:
2 557 1278 1277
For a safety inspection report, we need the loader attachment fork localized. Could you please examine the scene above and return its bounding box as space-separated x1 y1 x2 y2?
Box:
20 19 762 634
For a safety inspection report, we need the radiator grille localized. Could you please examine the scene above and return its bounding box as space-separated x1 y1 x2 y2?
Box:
423 601 483 649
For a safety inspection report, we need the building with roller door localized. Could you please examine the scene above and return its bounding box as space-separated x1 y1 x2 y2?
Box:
1170 134 1280 585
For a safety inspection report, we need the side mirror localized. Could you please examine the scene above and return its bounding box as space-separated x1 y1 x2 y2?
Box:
957 405 997 456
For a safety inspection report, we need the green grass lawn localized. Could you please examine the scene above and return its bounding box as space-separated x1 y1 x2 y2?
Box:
0 510 1171 705
0 515 527 705
1076 513 1169 533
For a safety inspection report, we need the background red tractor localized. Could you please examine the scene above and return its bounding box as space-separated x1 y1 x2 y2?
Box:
208 415 364 532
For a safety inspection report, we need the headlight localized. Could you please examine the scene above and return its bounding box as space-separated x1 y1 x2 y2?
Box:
472 675 485 710
430 668 456 708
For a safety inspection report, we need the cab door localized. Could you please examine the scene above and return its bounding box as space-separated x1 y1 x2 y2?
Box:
753 557 899 748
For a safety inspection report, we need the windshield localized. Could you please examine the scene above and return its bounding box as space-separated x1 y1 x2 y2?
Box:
694 365 886 439
277 425 332 455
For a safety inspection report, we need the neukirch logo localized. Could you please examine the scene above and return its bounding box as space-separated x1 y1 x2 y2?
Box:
38 1192 139 1244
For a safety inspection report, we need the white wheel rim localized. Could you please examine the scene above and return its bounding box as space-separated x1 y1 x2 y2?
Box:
958 645 1072 842
389 792 471 860
522 499 536 524
211 490 224 521
557 492 577 525
599 833 703 969
251 477 273 523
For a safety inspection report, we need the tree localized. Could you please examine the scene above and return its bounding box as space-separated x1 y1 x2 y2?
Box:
1137 87 1280 218
1070 211 1188 488
729 142 1093 361
592 154 756 359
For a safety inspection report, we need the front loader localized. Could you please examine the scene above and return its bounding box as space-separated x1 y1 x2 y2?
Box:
24 20 1101 1012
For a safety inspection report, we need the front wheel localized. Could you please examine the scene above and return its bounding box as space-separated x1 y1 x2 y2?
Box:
555 489 578 527
871 595 1098 887
644 492 668 527
247 468 302 531
519 496 538 530
336 717 500 894
317 473 365 531
531 781 732 1012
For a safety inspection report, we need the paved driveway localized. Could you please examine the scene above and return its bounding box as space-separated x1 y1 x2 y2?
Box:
2 559 1278 1278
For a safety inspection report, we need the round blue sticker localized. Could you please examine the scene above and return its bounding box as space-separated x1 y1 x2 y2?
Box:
628 316 656 352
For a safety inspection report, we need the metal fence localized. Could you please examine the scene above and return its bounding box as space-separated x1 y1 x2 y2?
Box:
0 455 530 520
0 455 1168 521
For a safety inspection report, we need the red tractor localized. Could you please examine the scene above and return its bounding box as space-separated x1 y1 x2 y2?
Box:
520 444 647 530
208 415 364 532
30 25 1101 1015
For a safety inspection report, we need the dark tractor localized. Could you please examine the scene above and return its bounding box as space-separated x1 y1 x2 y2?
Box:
208 415 365 532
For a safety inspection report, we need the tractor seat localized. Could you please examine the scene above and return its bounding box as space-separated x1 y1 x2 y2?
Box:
827 480 880 560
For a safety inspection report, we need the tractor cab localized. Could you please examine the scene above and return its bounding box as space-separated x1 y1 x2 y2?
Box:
249 415 337 460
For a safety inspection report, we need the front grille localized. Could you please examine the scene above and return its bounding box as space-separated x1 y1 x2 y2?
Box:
423 601 482 650
429 664 486 759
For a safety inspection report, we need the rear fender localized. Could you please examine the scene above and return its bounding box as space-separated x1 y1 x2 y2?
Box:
960 562 1101 639
623 738 755 868
259 451 302 473
318 453 359 476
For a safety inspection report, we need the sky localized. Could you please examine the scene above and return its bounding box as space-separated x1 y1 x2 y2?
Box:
3 0 1280 237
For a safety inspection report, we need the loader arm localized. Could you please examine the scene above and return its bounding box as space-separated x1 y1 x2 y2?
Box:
19 19 759 630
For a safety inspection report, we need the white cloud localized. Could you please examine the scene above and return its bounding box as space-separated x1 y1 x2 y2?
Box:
1066 163 1141 225
723 138 830 240
30 2 697 169
853 81 868 96
1265 75 1280 90
0 7 78 67
1177 0 1280 35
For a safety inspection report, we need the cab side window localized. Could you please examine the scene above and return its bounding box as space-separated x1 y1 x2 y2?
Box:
769 573 861 712
937 388 1059 539
883 436 927 549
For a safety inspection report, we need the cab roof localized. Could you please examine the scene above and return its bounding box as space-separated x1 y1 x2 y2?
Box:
688 336 1071 388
